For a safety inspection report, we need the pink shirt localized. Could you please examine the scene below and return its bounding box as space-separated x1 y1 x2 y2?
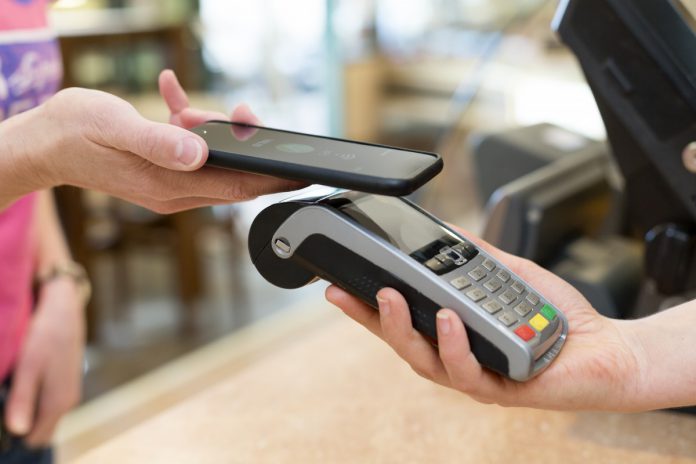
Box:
0 0 61 381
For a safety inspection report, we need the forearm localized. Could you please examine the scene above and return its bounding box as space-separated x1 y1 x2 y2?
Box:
621 300 696 410
33 189 73 276
0 107 56 210
7 192 86 444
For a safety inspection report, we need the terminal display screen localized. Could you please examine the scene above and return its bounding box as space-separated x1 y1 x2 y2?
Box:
334 193 461 268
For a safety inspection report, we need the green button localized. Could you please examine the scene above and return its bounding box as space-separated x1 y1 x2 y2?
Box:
540 304 557 321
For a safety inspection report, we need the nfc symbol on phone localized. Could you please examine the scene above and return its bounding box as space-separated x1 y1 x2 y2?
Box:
253 139 273 147
276 143 315 154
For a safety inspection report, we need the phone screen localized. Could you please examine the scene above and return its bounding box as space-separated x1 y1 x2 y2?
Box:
193 121 438 180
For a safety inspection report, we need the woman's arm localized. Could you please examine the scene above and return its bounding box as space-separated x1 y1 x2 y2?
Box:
33 190 72 274
0 80 301 212
624 300 696 410
327 227 696 412
2 70 296 444
4 190 85 445
0 110 53 209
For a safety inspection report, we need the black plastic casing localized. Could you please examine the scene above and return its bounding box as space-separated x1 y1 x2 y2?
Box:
196 122 443 196
248 198 511 378
555 0 696 234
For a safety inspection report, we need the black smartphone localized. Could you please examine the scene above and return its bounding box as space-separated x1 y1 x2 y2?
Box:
190 121 443 196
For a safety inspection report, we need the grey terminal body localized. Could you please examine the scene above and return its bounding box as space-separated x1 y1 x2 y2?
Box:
248 189 568 381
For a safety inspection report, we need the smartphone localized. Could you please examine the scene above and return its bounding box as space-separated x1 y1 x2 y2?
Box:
190 121 443 196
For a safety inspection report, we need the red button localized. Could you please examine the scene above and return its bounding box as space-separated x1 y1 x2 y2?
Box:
514 324 535 342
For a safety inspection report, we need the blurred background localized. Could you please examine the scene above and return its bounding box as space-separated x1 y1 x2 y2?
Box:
51 0 603 401
48 0 612 459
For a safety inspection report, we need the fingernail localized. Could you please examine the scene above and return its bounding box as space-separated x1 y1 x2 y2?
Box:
437 311 451 335
376 295 390 316
176 137 204 167
9 413 29 435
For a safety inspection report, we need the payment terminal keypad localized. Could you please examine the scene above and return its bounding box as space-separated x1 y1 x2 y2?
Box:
440 241 560 349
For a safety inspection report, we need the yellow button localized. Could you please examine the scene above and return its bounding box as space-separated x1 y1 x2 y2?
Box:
529 314 549 332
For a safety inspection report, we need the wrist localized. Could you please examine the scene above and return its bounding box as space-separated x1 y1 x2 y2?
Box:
611 318 652 410
36 260 92 307
0 106 59 196
614 312 696 411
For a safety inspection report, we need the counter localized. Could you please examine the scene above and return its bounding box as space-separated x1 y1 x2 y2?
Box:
61 296 696 463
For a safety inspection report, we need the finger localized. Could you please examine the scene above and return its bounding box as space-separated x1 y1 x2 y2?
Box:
231 103 262 125
210 170 303 198
143 196 247 215
436 308 511 401
227 103 261 141
89 143 304 206
158 70 229 129
376 288 449 383
5 354 43 435
122 170 303 213
161 167 304 201
230 123 259 141
25 423 57 448
24 377 79 448
325 285 383 337
24 394 60 448
176 107 229 129
23 342 83 448
158 69 189 115
148 197 240 214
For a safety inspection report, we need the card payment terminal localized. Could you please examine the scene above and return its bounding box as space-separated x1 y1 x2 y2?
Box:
249 189 568 381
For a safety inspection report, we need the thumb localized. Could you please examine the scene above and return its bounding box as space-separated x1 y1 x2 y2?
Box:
105 111 209 171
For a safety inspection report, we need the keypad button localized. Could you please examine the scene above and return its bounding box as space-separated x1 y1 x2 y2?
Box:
541 304 558 321
499 289 517 305
496 270 510 282
510 281 525 294
526 293 540 306
482 259 496 271
483 278 503 293
497 312 518 327
513 302 533 317
450 275 471 290
467 267 487 282
514 324 536 341
482 299 503 314
466 288 487 302
529 313 549 332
